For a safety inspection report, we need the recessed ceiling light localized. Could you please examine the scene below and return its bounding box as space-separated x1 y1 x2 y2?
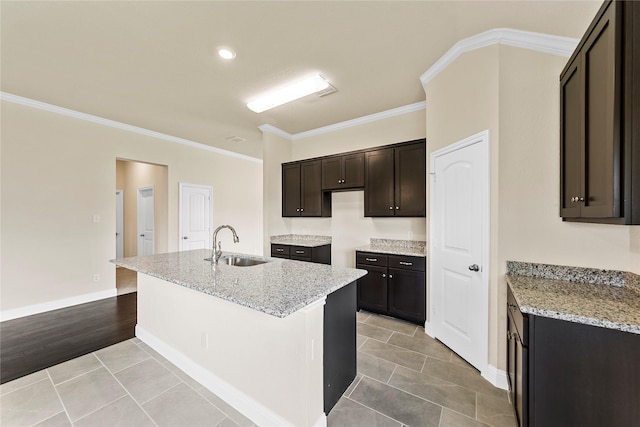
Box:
218 48 236 60
247 74 331 113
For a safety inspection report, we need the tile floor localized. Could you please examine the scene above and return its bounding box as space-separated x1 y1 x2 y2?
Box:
0 312 516 427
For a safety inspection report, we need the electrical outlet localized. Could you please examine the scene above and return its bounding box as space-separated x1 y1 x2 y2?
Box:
93 274 100 282
92 214 101 223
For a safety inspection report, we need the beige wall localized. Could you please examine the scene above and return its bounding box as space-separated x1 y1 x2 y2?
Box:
1 101 263 314
425 45 640 372
263 109 427 267
116 159 168 257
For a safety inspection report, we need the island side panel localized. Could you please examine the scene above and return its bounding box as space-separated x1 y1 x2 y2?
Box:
323 281 357 414
136 273 326 427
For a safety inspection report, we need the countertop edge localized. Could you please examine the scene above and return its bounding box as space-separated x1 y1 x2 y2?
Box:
506 274 640 335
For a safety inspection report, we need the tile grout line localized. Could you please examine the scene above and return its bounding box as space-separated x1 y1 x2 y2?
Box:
44 369 72 427
343 395 405 426
0 376 48 397
387 363 399 385
50 364 104 387
93 349 161 427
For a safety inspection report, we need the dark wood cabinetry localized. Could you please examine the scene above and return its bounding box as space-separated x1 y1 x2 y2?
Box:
507 286 640 426
271 243 331 265
356 251 425 325
560 0 640 224
282 160 331 217
322 153 364 190
364 140 426 217
281 139 426 218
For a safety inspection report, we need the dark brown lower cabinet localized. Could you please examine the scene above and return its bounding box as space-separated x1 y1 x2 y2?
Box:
271 243 331 265
356 251 425 325
507 286 640 427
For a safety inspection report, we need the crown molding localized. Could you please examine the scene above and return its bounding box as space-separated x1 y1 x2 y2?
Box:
259 101 426 141
0 92 263 164
258 124 293 140
420 28 579 88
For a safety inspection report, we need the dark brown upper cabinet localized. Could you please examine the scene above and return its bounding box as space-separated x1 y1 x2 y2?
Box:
560 0 640 224
364 140 426 217
322 153 364 191
282 160 331 217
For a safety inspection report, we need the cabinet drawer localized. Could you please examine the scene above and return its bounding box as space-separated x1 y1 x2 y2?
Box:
290 246 311 259
388 255 425 272
356 252 388 267
507 287 528 347
271 244 290 257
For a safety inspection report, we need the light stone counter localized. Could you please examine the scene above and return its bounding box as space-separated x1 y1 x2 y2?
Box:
507 261 640 335
111 249 366 318
357 238 427 257
270 234 331 247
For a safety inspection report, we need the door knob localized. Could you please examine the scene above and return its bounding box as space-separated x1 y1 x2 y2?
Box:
139 234 145 237
469 264 480 272
183 236 188 240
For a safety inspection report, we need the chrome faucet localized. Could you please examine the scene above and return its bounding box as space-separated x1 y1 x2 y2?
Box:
212 225 239 263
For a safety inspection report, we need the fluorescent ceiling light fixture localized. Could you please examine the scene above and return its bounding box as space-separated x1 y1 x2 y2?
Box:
247 74 330 113
218 48 236 59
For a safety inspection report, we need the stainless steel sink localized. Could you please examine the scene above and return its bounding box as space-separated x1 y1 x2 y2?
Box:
204 256 269 266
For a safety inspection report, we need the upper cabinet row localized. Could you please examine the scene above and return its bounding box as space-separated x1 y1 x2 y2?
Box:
560 0 639 224
282 139 426 218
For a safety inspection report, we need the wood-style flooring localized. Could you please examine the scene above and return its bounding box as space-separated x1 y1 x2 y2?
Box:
0 292 136 384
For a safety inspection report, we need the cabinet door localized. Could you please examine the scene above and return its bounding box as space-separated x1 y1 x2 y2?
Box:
356 264 388 313
364 148 394 217
560 58 584 219
388 268 425 324
282 163 301 217
343 152 364 188
300 160 324 216
581 2 621 218
395 142 426 217
322 156 343 190
507 311 524 427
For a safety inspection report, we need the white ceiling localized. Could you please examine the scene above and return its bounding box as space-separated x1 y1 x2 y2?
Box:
1 1 601 159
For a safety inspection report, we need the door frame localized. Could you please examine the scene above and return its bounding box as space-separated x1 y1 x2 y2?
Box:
116 189 124 258
428 129 490 374
178 183 213 251
137 185 155 256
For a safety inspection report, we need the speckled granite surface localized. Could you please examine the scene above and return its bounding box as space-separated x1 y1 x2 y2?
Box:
111 249 365 318
506 261 640 335
357 238 427 257
270 234 331 247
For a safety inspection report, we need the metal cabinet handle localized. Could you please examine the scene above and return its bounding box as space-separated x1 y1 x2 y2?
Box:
296 208 300 212
395 206 399 210
365 258 377 262
382 273 386 278
389 274 393 279
389 206 393 210
295 250 305 254
276 248 284 252
300 208 304 212
399 261 413 266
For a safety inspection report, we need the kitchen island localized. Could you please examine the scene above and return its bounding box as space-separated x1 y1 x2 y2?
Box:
112 249 366 427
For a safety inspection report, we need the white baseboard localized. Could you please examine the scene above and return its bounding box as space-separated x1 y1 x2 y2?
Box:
0 289 118 322
136 325 320 427
482 364 509 390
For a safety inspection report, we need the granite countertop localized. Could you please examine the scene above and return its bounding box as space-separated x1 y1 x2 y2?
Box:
357 238 427 257
112 249 366 318
506 261 640 335
270 234 331 247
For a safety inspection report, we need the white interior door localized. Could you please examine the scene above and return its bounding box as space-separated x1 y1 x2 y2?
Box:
137 186 154 256
116 189 124 258
430 130 489 372
179 184 212 251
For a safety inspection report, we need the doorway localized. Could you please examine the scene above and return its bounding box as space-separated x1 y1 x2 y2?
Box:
116 189 124 259
115 159 168 294
137 186 154 256
429 130 490 373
